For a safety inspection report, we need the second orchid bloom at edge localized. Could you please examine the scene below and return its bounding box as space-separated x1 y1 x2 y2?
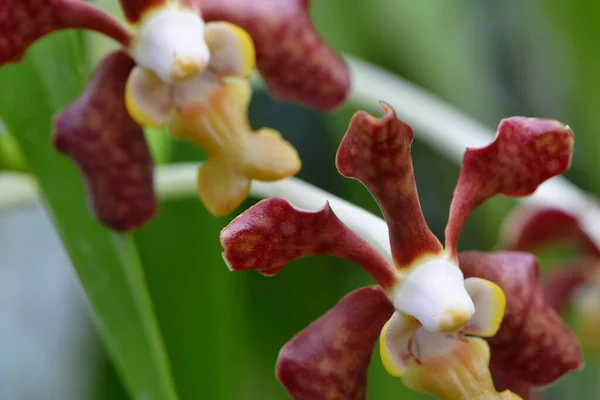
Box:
220 103 582 400
1 0 350 230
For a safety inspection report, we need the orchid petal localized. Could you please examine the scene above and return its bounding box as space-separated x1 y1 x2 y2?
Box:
169 78 300 216
205 22 255 78
220 197 400 289
502 205 600 256
492 369 534 400
446 118 574 258
0 0 130 65
54 51 156 231
459 251 583 386
125 66 173 128
542 260 592 312
336 103 443 268
379 312 420 377
277 286 394 400
464 277 506 338
382 313 521 399
199 0 350 111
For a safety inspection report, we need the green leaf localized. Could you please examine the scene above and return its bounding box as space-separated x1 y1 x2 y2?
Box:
135 198 245 399
0 33 177 400
0 130 28 172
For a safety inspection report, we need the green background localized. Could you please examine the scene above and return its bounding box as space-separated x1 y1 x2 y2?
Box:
1 0 599 399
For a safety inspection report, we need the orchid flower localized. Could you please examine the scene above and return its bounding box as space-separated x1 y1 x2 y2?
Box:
220 103 581 399
1 0 349 230
503 201 600 355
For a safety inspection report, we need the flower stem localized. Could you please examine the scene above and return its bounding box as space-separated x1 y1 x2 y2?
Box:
0 172 39 209
2 56 600 249
0 163 393 259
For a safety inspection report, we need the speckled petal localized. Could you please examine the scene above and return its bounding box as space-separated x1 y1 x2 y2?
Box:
542 259 593 312
502 205 600 256
459 251 583 386
492 369 534 400
170 78 301 216
1 0 130 65
54 51 157 232
445 118 574 258
220 197 399 290
199 0 350 111
276 286 394 400
336 103 442 268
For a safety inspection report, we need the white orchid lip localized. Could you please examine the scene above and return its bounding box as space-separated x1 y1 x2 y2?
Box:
392 257 475 333
131 6 210 83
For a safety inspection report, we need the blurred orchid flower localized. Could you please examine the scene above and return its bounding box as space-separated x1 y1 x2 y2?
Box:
1 0 349 229
503 201 600 355
220 104 580 399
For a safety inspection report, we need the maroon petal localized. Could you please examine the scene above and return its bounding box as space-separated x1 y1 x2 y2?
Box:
459 251 583 387
542 259 595 312
277 286 395 400
1 0 131 65
199 0 350 111
336 103 442 268
220 197 399 290
54 50 157 232
445 118 574 258
502 205 600 256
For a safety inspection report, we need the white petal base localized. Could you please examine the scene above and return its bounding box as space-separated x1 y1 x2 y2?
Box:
132 6 210 83
392 257 475 333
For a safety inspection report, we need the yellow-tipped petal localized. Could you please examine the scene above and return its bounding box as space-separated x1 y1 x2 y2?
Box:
169 78 300 216
379 324 401 377
125 66 173 128
379 313 420 377
464 277 506 337
205 22 255 78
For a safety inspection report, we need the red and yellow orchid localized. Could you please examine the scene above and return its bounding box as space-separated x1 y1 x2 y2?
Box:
1 0 350 230
503 200 600 355
220 104 581 399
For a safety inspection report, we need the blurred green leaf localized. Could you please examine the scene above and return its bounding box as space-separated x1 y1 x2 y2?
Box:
144 126 174 165
535 0 600 194
0 33 177 400
135 194 246 399
0 129 28 171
